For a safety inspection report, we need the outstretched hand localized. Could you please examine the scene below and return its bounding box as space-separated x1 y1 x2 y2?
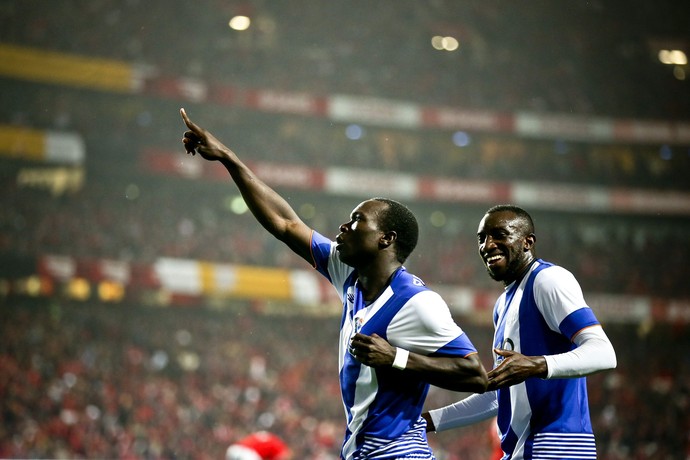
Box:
487 348 547 391
180 108 229 161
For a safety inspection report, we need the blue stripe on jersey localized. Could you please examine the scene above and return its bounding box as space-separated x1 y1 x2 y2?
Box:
348 269 431 439
496 260 597 458
431 333 477 358
309 230 466 459
559 308 599 341
310 230 334 283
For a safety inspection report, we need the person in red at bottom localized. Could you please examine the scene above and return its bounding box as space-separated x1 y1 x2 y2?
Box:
225 431 292 460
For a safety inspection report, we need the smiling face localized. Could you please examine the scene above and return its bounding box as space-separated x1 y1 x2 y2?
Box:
477 210 535 285
336 200 390 267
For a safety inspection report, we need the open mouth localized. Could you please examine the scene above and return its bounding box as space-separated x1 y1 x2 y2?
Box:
485 253 504 267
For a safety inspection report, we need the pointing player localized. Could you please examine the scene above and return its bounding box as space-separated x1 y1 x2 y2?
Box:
180 108 487 460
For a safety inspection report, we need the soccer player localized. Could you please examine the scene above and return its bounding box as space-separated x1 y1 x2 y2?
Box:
179 108 488 460
420 205 618 459
354 205 617 458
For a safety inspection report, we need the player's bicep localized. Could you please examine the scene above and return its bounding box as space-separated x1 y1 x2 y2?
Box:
281 221 316 264
388 291 465 354
533 266 590 333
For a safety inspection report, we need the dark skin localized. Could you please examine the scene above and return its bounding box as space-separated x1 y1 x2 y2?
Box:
477 210 547 390
350 333 487 393
423 209 548 431
180 108 487 394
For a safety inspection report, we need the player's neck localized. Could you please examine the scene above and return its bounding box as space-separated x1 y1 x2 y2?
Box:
358 265 401 302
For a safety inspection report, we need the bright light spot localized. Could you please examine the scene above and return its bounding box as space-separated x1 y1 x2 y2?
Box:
442 36 459 51
98 281 124 302
25 275 42 296
68 278 91 301
432 36 459 52
430 211 447 228
226 195 248 214
658 49 687 65
229 15 251 31
300 203 316 219
177 351 200 371
345 124 364 140
431 36 445 50
452 131 471 147
670 50 687 65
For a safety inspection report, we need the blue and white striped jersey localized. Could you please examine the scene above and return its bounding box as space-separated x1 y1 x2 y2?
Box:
310 230 477 460
493 259 601 459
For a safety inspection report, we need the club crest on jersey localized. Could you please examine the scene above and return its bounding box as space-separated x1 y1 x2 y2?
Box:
494 338 514 364
353 314 365 334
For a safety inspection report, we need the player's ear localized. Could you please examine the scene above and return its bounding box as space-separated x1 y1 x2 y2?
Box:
380 230 397 249
524 233 536 252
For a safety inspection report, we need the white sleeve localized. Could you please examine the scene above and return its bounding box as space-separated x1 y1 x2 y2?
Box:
386 290 464 354
428 391 498 432
544 325 617 378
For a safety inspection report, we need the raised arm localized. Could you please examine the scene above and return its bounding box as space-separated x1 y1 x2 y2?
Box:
180 108 313 263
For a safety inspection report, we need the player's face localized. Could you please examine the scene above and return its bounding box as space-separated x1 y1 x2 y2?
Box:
477 211 533 285
336 200 387 267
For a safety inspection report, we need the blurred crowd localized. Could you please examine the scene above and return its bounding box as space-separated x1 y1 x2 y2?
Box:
1 1 689 459
2 0 688 120
1 175 689 299
1 301 687 459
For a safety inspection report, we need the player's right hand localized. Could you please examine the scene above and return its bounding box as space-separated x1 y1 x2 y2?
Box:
180 108 229 161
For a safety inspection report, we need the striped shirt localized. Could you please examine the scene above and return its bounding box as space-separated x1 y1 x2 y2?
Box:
493 259 600 459
310 230 477 460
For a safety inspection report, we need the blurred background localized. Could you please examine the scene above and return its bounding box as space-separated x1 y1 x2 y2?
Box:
1 1 689 459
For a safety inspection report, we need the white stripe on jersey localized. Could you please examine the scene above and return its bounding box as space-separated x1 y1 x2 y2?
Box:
532 432 596 459
355 418 435 460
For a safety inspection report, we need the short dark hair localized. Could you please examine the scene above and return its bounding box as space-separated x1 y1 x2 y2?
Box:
373 198 419 263
486 204 535 235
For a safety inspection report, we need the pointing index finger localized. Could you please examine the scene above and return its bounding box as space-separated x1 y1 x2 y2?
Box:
179 108 199 131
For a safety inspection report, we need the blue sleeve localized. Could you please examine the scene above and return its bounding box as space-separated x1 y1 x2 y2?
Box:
432 333 478 358
560 308 600 341
310 230 334 282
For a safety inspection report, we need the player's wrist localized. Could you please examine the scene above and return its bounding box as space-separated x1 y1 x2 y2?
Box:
392 347 409 370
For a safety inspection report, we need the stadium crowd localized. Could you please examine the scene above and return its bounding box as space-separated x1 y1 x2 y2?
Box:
1 175 689 299
3 0 687 120
1 1 689 459
1 301 687 459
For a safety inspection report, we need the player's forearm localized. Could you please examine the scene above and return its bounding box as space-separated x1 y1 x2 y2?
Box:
427 391 498 432
219 155 302 239
404 352 488 393
544 326 617 378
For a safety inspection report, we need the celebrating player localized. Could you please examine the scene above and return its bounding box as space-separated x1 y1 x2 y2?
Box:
179 108 487 460
421 205 617 459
